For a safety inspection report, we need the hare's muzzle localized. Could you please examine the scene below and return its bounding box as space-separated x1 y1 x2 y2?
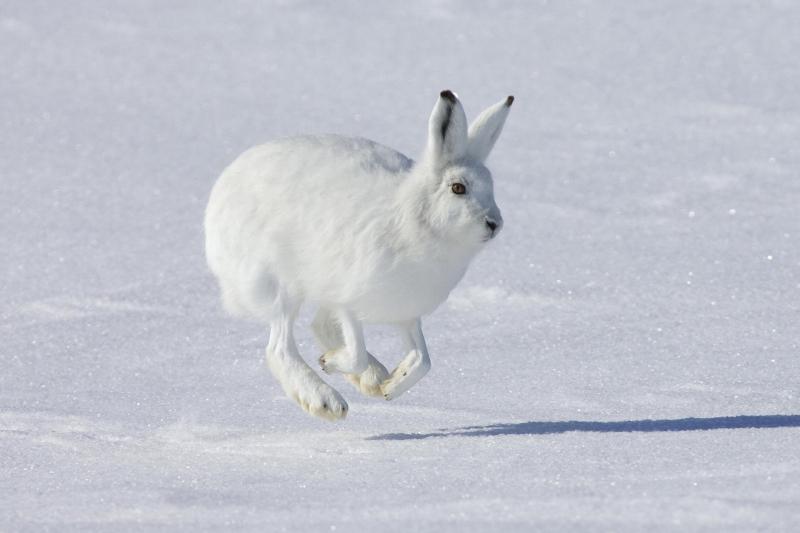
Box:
485 218 501 239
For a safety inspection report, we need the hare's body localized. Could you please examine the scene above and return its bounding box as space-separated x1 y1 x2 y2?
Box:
206 135 470 324
205 91 513 420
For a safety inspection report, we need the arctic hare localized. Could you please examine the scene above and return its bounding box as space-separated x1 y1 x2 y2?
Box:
205 90 513 420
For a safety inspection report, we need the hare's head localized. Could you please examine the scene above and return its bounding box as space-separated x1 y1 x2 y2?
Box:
416 90 513 247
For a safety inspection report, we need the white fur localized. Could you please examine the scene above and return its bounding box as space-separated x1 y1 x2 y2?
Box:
204 90 513 420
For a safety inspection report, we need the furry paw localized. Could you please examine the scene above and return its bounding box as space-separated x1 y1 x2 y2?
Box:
318 348 367 375
380 349 430 401
344 356 390 397
318 351 337 374
287 380 348 421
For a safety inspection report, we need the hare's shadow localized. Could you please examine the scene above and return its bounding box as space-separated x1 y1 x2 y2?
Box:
367 414 800 441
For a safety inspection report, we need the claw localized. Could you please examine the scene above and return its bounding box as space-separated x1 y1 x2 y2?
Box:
318 354 330 373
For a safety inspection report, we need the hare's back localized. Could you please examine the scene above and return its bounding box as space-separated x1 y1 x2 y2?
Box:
205 134 412 310
234 134 411 190
216 134 411 229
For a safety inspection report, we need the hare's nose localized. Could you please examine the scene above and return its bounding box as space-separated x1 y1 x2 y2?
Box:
486 219 498 233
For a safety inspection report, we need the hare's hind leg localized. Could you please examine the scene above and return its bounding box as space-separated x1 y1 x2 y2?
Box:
312 308 389 398
266 296 348 421
380 319 431 400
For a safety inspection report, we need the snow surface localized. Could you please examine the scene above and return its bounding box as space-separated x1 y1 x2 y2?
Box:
2 1 800 531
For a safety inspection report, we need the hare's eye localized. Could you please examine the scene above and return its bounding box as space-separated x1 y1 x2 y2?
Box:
451 182 466 195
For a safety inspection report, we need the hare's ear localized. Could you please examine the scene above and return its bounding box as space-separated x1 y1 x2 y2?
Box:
466 96 514 163
426 90 468 167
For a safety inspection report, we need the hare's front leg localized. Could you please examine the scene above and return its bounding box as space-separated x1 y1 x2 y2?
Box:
317 308 369 375
380 319 431 400
313 308 389 397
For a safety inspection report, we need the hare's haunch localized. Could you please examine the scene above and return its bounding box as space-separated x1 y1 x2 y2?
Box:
205 90 513 420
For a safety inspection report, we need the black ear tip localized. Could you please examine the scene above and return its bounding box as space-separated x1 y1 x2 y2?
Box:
506 95 515 107
440 89 457 103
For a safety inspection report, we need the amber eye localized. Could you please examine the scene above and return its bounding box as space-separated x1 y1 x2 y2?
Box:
451 182 466 195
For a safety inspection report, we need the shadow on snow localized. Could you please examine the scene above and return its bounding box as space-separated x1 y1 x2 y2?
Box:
367 414 800 441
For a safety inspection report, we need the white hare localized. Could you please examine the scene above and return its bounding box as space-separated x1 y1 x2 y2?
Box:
204 90 513 420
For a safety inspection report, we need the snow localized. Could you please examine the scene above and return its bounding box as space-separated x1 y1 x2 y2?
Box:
2 0 799 530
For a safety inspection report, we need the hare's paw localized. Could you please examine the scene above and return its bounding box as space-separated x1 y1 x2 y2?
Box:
344 355 390 398
318 348 367 375
380 350 431 401
288 379 348 421
318 350 338 374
